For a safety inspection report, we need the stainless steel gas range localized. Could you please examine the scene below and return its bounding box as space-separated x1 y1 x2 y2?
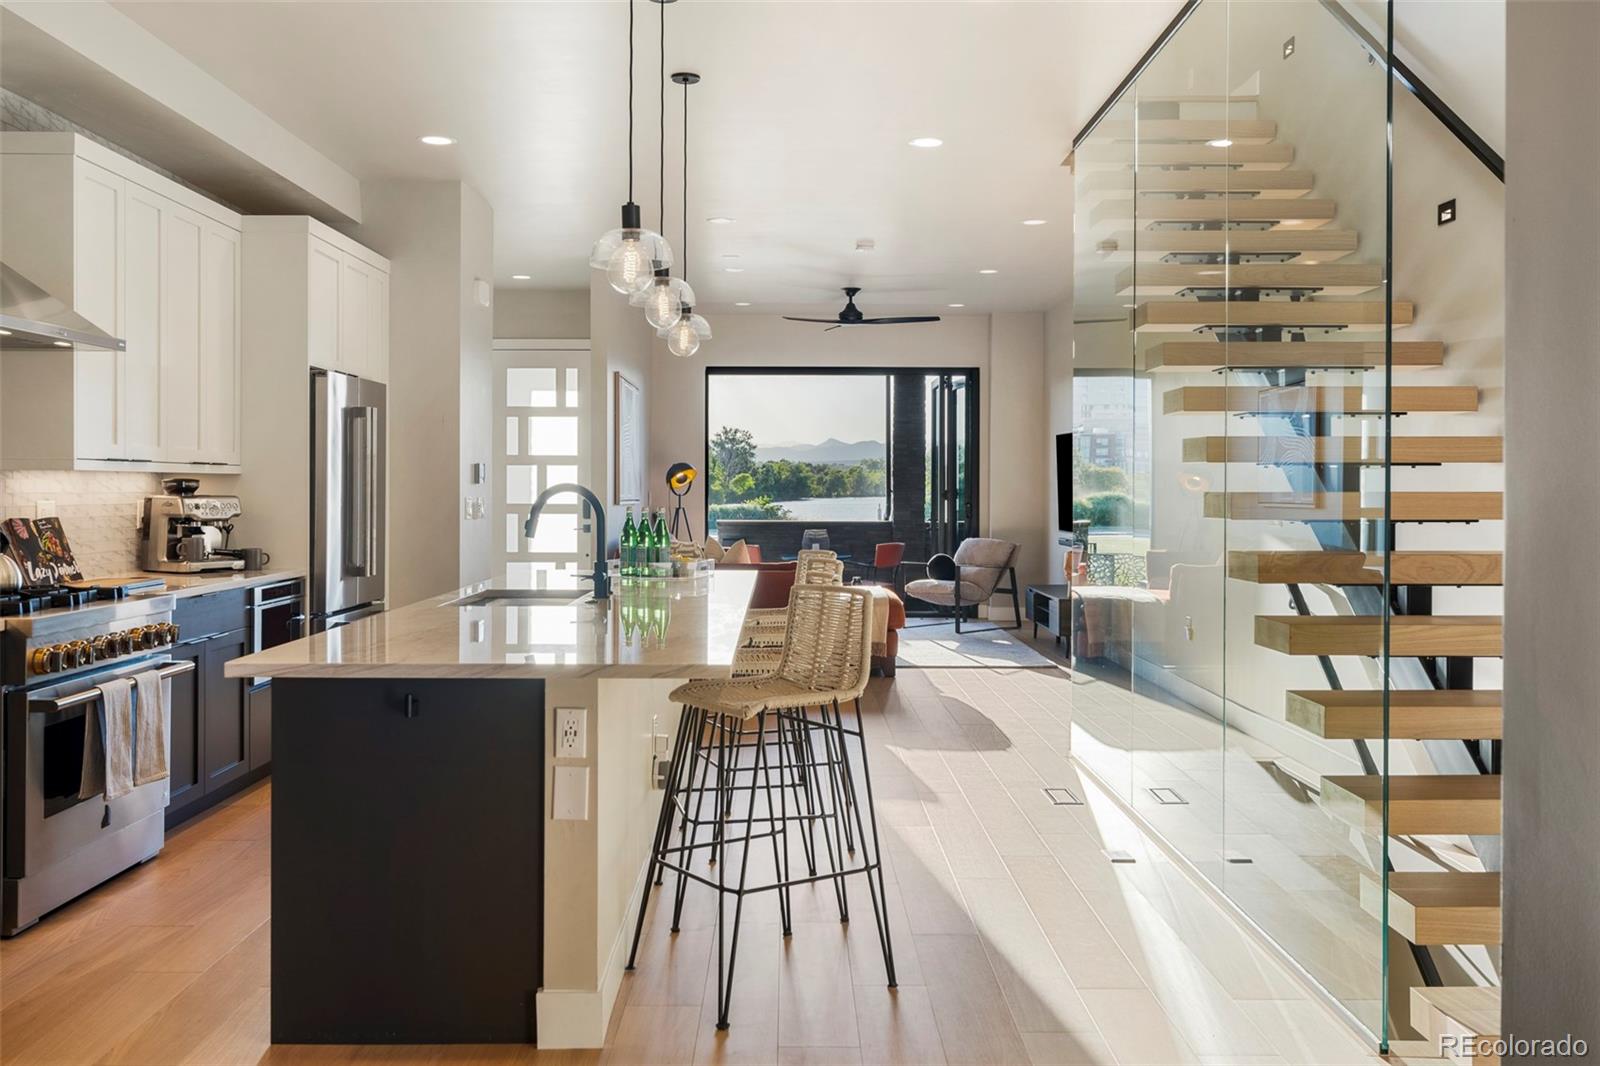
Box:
1 593 189 936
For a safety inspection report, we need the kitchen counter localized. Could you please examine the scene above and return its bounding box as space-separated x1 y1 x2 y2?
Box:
127 568 304 599
225 569 755 680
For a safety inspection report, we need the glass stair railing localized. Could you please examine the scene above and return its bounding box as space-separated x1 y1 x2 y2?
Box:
1065 0 1504 1050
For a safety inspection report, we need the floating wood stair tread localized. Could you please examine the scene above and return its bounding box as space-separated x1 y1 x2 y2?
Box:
1134 300 1411 332
1255 614 1503 657
1361 873 1502 945
1101 229 1358 262
1229 551 1504 586
1210 491 1501 523
1411 987 1502 1065
1183 436 1502 465
1149 339 1443 370
1166 385 1478 415
1321 774 1502 835
1072 142 1295 169
1384 1040 1452 1065
1093 198 1337 229
1286 690 1503 740
1084 170 1316 199
1087 118 1278 143
1119 264 1384 297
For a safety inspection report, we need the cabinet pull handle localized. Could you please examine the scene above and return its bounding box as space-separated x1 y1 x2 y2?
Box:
403 694 419 719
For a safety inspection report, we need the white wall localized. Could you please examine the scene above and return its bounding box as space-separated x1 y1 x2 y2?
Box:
646 312 1051 587
494 288 589 340
589 274 655 550
349 180 494 606
1503 0 1600 1043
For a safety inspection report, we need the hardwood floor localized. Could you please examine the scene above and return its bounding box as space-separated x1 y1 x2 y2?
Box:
0 661 1389 1065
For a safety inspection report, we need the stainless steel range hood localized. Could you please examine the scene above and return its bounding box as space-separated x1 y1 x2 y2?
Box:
0 262 125 352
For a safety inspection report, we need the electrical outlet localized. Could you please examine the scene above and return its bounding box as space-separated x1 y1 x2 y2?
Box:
555 707 587 759
553 765 589 820
34 499 55 520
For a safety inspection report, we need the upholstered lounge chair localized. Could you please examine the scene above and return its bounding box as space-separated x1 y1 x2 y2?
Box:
903 537 1022 634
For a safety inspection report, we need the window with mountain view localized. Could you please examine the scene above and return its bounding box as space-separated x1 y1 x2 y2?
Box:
705 372 889 537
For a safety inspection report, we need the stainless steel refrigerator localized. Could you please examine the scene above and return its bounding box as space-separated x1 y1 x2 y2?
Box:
311 369 387 633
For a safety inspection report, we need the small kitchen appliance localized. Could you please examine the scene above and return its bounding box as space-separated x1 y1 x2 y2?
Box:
140 493 246 573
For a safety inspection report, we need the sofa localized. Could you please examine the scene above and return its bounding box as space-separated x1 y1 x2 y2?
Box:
717 560 906 677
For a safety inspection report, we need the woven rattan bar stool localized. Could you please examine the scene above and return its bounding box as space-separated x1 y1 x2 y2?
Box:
625 584 896 1030
742 551 843 650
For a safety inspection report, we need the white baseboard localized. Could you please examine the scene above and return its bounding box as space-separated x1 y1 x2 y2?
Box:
535 853 652 1048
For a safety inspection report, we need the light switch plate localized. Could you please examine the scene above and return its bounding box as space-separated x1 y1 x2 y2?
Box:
553 765 589 820
555 707 587 759
34 499 55 519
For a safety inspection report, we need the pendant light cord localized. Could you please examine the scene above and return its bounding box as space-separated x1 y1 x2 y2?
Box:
658 0 666 239
682 78 689 285
627 0 634 201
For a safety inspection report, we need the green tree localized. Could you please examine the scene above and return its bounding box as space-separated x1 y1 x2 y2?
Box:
729 471 756 499
710 426 757 481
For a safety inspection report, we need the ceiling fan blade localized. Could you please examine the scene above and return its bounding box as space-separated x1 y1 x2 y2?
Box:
782 316 846 324
824 324 844 332
858 316 943 325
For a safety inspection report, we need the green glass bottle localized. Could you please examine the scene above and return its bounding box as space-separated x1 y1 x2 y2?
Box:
653 509 669 568
620 507 637 577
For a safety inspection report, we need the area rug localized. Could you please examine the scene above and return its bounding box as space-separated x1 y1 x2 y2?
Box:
896 622 1059 669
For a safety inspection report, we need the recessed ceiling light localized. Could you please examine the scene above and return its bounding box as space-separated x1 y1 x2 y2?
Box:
1021 219 1048 226
419 135 456 146
1122 303 1137 309
1206 138 1233 148
735 302 751 307
978 268 998 275
511 274 531 280
724 267 744 273
706 216 736 224
909 137 944 148
721 254 740 259
53 339 72 347
948 303 965 308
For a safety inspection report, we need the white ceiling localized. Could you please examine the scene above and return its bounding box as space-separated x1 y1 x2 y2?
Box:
110 0 1181 314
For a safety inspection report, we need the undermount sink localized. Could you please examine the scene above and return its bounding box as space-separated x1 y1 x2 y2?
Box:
447 588 592 608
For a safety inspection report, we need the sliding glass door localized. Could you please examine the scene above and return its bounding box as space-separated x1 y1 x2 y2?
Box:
925 371 977 559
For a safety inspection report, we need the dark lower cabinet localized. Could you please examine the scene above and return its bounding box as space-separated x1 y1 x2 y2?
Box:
165 640 208 821
167 586 273 827
203 628 251 791
247 684 272 770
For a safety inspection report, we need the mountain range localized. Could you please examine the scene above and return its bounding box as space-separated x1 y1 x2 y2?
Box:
754 438 885 465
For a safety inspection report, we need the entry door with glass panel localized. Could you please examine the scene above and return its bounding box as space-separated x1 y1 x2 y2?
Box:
493 345 591 587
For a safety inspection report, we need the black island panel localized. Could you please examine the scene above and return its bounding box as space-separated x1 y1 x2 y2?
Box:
271 677 545 1044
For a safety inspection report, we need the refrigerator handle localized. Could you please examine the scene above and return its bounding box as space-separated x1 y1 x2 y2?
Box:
344 406 378 578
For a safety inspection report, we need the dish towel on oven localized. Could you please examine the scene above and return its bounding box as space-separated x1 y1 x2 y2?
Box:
78 676 136 801
132 669 171 786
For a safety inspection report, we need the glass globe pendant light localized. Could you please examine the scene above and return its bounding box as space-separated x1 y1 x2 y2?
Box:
632 269 695 329
589 0 672 294
657 70 710 357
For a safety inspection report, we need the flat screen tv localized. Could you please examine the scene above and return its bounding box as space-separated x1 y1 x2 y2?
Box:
1055 432 1073 532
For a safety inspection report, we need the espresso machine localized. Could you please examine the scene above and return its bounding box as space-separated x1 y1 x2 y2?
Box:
140 490 245 573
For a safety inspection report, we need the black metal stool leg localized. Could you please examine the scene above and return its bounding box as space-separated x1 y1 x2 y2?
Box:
802 704 850 921
672 710 716 930
787 713 820 877
762 710 793 937
714 712 768 1030
831 697 898 987
627 704 697 970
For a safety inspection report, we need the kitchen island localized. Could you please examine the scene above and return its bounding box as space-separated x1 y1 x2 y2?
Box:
226 570 755 1047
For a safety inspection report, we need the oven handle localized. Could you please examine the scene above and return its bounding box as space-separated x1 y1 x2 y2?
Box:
27 660 197 714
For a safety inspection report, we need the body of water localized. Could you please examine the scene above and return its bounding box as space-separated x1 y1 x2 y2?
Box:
778 497 887 521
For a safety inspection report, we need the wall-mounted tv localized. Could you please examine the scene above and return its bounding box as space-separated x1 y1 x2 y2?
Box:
1055 433 1073 532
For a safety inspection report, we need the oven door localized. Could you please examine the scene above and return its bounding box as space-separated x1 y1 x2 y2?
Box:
4 658 177 880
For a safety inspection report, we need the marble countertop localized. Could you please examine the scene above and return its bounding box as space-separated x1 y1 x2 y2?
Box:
224 570 757 680
130 568 305 600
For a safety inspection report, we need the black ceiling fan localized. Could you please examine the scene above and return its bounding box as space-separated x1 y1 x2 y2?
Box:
783 287 941 331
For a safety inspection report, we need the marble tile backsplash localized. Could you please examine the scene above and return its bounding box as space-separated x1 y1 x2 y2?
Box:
0 471 239 579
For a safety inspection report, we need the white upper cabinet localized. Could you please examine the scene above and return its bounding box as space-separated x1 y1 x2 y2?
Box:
0 134 243 472
242 217 390 385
